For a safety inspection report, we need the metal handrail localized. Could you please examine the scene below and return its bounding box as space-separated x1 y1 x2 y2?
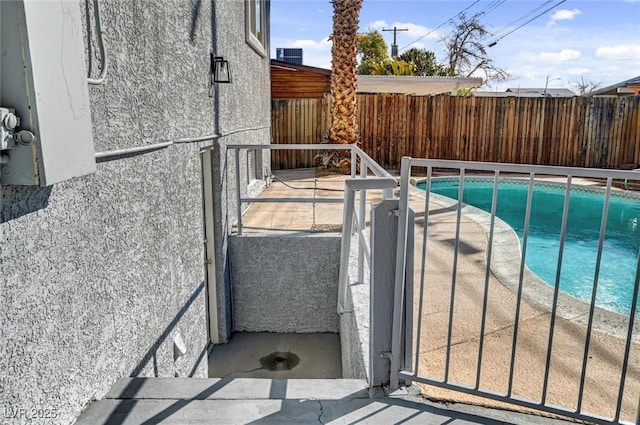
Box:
227 144 396 315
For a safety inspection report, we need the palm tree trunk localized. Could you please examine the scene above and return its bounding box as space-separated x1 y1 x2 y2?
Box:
329 0 362 146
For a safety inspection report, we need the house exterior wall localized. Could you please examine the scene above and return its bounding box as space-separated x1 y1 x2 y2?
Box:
0 1 270 423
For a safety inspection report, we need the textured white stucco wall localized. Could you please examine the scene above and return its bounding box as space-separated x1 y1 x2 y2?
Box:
340 235 370 380
0 1 271 423
230 235 341 333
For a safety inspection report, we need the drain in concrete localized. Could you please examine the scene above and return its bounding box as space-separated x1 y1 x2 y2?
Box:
260 352 300 371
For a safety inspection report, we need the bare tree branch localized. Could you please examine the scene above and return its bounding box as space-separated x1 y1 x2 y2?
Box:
445 13 508 83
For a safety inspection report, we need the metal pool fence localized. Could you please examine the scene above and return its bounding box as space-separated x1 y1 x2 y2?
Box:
392 158 640 425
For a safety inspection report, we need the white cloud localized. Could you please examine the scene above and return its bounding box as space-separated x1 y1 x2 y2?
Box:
368 20 386 30
289 37 332 51
566 67 592 76
539 49 582 63
596 44 640 60
550 8 582 22
271 36 332 68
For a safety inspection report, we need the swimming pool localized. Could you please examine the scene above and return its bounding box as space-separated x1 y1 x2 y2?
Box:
418 178 640 317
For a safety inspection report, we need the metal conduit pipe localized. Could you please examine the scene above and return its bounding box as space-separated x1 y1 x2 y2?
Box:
94 126 271 160
87 0 109 85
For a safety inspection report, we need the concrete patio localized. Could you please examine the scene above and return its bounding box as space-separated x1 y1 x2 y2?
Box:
75 377 575 424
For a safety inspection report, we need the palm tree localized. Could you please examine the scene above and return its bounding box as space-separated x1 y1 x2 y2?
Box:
328 0 362 153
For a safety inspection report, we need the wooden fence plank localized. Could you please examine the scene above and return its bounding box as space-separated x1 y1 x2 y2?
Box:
270 95 640 171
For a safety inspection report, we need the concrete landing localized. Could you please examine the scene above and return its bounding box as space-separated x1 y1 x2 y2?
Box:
74 378 576 424
208 332 342 379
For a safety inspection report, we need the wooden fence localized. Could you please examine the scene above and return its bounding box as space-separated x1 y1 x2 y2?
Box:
271 94 640 170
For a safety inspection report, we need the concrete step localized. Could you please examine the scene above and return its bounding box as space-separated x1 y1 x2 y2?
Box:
74 378 576 425
103 377 371 400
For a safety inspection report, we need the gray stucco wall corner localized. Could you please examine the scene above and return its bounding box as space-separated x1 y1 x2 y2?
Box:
1 0 271 422
205 0 272 341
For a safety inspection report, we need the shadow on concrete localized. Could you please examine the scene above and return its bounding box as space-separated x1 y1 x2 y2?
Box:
100 280 207 424
130 281 206 376
136 379 232 425
84 380 532 425
439 237 483 255
244 396 522 424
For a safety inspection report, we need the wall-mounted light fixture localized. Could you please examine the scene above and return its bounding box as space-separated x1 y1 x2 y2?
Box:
211 56 232 84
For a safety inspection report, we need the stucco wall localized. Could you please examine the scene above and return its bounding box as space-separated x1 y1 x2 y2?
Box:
0 1 270 424
230 235 340 333
340 235 370 380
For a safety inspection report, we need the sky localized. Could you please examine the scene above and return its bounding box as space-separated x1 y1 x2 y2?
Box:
270 0 640 92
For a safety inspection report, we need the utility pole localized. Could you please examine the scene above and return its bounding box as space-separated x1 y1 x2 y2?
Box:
382 26 408 57
543 75 561 97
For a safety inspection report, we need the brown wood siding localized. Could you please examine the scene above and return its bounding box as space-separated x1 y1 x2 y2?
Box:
271 68 330 99
271 94 640 170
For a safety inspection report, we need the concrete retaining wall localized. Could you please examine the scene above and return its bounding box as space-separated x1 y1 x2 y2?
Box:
230 234 340 333
340 235 370 380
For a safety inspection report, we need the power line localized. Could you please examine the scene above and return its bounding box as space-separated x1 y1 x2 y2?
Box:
487 0 554 40
398 0 480 52
487 0 567 47
398 0 508 54
477 0 506 18
445 0 568 76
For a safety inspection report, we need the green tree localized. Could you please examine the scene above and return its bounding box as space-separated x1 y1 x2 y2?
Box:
398 48 451 76
357 30 388 74
369 58 414 76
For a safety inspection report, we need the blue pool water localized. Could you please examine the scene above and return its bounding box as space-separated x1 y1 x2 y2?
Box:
418 179 640 317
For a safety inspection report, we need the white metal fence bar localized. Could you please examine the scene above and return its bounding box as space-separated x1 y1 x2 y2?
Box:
410 159 640 180
507 173 535 396
390 157 412 390
414 166 432 377
392 156 640 425
475 170 500 390
615 253 640 422
444 169 466 382
541 175 573 404
577 178 613 413
358 162 368 283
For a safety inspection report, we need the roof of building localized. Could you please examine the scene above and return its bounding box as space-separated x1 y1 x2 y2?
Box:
270 60 331 76
270 60 484 95
474 88 576 97
504 88 576 97
586 75 640 96
356 75 483 95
